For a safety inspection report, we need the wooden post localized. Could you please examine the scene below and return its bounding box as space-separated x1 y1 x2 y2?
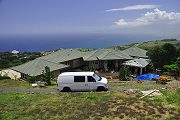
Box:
140 67 143 75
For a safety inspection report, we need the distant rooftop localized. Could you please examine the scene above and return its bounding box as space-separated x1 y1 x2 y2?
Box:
122 47 148 58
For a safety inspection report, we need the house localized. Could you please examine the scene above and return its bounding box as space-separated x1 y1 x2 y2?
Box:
8 47 149 79
122 58 151 75
11 59 69 79
83 49 132 71
10 49 85 79
11 50 20 54
122 47 150 75
38 49 85 68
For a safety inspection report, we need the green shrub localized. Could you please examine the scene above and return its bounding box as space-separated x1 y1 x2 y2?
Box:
119 66 131 81
0 75 11 80
163 64 177 75
26 76 36 83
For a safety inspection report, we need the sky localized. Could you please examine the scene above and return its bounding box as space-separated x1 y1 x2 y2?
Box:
0 0 180 51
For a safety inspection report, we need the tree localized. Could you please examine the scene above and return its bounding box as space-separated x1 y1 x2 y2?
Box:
176 47 180 58
162 43 177 65
147 46 165 68
42 66 53 85
147 43 177 69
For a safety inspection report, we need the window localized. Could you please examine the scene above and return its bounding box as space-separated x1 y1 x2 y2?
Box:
66 61 70 65
88 76 96 82
74 76 85 82
93 74 101 81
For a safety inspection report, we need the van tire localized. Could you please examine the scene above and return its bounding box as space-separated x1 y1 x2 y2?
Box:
96 86 106 92
63 87 71 92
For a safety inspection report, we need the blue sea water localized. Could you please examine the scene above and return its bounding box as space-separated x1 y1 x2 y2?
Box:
0 33 160 52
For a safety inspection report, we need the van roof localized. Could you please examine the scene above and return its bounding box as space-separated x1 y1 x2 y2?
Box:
59 72 95 76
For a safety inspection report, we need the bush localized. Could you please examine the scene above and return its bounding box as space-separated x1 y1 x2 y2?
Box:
26 76 36 83
163 64 177 76
119 66 131 81
0 75 11 80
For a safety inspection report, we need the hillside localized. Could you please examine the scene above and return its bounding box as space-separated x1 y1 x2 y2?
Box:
113 39 180 50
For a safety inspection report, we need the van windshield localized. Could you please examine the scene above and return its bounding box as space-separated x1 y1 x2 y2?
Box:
93 74 101 81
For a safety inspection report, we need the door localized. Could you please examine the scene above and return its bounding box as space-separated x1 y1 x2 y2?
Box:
87 76 97 91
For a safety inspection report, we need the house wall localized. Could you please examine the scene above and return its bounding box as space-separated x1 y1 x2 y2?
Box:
85 60 127 71
88 61 100 70
72 58 84 68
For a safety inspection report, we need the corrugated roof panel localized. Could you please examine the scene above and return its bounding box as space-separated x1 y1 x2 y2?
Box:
11 59 69 76
83 49 132 61
122 47 148 58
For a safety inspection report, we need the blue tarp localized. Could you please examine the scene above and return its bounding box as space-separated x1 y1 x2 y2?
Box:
134 74 160 81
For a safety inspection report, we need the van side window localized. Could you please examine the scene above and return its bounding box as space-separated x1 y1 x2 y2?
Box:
88 76 96 82
74 76 85 82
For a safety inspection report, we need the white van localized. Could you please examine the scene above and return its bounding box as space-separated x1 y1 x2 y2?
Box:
57 72 108 92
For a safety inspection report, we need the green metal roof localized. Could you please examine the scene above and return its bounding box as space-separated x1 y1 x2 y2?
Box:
122 47 148 58
39 49 86 63
83 49 132 61
11 59 69 76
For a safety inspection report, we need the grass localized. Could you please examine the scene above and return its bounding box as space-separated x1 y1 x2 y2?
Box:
0 91 180 120
109 81 165 91
0 79 180 119
151 90 180 108
0 79 31 89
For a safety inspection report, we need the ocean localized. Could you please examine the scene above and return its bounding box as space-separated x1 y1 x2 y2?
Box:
0 33 160 52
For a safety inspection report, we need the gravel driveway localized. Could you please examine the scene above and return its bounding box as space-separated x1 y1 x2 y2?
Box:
0 87 58 94
0 80 179 94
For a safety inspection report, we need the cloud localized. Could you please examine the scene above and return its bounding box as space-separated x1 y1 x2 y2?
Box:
106 4 158 12
116 9 180 27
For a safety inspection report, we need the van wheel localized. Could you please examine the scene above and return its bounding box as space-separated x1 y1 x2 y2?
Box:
63 87 71 92
96 86 106 92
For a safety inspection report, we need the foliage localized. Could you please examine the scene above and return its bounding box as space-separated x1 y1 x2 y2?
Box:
42 66 53 85
0 75 11 80
147 43 177 69
147 46 163 68
113 39 180 51
163 64 177 75
0 52 42 69
119 66 131 81
26 76 36 83
177 57 180 75
162 43 177 64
